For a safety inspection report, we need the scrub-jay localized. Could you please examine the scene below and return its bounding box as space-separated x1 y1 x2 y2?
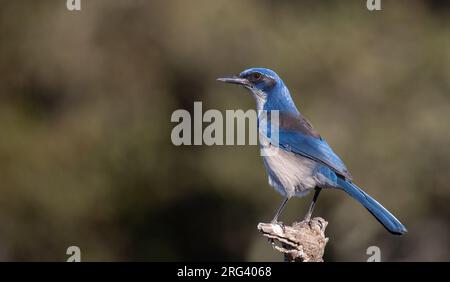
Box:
218 68 407 235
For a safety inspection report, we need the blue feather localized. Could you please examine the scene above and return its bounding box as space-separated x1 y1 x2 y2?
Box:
337 178 407 235
261 110 352 180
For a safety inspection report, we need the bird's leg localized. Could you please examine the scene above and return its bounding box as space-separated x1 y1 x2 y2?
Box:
268 197 289 248
271 197 289 224
304 187 322 222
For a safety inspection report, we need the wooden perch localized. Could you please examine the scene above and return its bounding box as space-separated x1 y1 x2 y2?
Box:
257 217 329 262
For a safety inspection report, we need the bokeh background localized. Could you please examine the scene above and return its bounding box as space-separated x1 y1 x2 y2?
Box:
0 0 449 261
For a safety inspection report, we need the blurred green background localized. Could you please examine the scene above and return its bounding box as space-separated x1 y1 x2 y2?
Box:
0 0 449 261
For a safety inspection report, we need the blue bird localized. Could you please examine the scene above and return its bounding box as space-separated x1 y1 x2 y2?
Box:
217 67 407 235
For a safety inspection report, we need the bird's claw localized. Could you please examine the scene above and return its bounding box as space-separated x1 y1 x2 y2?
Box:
270 220 284 226
267 220 284 247
303 213 312 223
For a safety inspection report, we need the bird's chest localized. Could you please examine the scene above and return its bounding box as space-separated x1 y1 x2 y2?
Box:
260 138 318 198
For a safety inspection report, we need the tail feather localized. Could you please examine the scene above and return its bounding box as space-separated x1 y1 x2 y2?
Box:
337 178 407 235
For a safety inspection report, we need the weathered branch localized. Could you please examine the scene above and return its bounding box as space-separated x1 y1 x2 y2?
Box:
257 217 329 262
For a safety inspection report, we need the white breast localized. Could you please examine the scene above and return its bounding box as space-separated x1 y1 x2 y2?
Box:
260 136 318 198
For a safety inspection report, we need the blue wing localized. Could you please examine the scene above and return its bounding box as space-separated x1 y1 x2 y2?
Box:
262 111 352 180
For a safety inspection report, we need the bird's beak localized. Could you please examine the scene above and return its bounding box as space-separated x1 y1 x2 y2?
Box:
217 76 250 87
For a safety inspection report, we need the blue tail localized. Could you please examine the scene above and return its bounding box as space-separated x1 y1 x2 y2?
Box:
337 178 407 235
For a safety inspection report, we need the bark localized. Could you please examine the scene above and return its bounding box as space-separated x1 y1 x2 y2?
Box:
257 217 328 262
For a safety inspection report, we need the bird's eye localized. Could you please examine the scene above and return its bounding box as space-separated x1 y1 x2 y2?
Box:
249 73 262 82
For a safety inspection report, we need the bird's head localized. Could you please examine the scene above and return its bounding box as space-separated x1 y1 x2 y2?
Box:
217 68 281 90
217 68 283 99
218 68 296 112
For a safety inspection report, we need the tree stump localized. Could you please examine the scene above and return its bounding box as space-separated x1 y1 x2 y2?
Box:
257 217 329 262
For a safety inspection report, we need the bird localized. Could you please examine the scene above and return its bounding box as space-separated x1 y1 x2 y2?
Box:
217 67 407 235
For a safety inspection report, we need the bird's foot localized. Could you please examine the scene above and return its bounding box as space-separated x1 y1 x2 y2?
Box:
303 213 312 223
270 220 284 227
268 220 284 247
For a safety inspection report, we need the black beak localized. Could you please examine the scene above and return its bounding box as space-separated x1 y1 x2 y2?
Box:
217 75 250 87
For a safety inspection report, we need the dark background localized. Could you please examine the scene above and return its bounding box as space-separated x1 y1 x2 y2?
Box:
0 0 449 261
